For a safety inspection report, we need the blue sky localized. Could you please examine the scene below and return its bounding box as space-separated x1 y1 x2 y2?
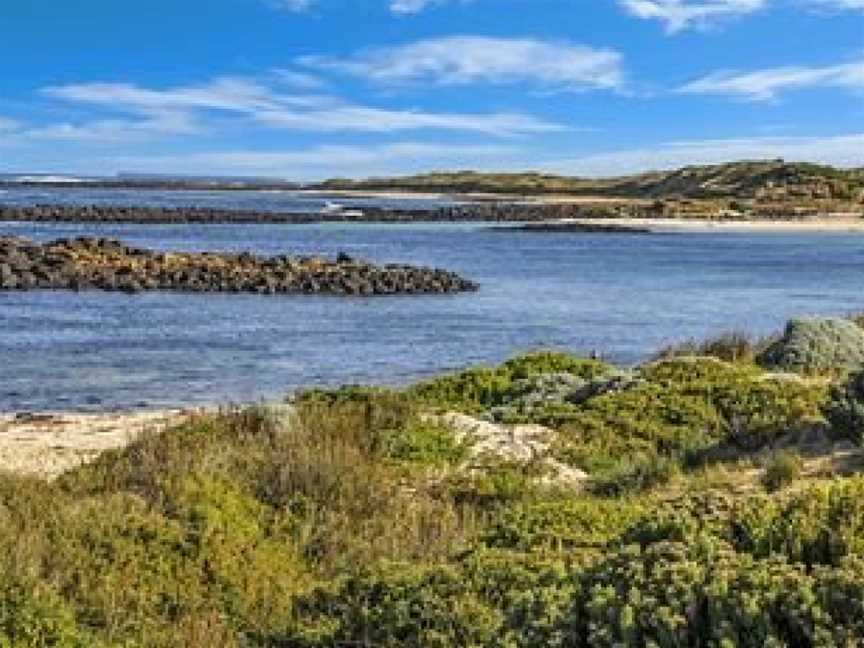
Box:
1 0 862 179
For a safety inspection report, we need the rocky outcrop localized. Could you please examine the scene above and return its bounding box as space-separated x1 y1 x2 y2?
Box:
430 411 588 488
0 236 478 296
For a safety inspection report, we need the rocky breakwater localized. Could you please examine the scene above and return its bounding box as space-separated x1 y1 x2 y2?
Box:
0 202 643 224
0 236 478 296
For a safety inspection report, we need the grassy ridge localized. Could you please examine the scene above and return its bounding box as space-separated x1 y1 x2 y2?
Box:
1 325 863 646
318 160 864 203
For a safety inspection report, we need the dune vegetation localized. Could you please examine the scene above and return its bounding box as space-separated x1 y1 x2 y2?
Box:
1 317 864 646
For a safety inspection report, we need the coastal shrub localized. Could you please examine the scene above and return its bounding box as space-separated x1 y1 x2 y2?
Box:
288 535 864 647
488 371 639 426
0 579 92 648
288 551 581 648
446 462 547 508
761 449 803 492
758 316 864 374
732 476 864 566
654 331 767 364
824 369 864 444
381 419 470 466
0 346 861 646
408 352 613 414
588 453 681 496
554 358 827 478
577 541 864 647
481 498 647 551
501 352 611 381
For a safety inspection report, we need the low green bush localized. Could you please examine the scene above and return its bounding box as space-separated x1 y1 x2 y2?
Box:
761 450 803 492
824 369 864 445
758 316 864 375
554 359 827 485
589 454 681 497
482 498 647 551
408 352 614 414
654 331 767 364
381 419 470 466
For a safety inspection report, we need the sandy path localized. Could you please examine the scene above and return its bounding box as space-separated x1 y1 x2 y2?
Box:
0 410 192 480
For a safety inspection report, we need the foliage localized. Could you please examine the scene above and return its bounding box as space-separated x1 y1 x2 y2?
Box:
758 316 864 375
481 498 647 551
0 335 859 646
824 369 864 445
553 358 827 492
761 450 803 492
381 419 470 466
654 331 767 364
408 351 613 414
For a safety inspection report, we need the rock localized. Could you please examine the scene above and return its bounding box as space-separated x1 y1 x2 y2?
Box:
429 411 588 488
0 236 478 297
758 317 864 374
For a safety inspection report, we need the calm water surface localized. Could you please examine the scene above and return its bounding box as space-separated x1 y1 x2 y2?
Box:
1 189 862 411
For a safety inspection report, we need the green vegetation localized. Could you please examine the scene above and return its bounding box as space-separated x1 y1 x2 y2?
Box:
318 159 864 205
0 318 862 646
825 369 864 445
762 449 804 492
759 317 864 375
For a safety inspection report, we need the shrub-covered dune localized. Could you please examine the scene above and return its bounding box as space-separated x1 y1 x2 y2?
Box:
1 318 864 646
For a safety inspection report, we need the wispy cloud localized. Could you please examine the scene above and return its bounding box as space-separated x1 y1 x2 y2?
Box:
537 133 864 176
269 0 316 12
37 77 567 140
680 58 864 100
806 0 864 10
0 117 21 132
390 0 451 14
254 106 566 135
299 36 624 91
97 133 864 179
618 0 766 32
101 142 521 179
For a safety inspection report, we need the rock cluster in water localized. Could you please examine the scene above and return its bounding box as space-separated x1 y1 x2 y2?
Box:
495 221 654 234
0 202 646 224
0 236 478 296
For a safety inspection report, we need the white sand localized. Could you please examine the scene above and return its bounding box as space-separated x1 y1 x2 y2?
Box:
0 409 193 480
560 216 864 233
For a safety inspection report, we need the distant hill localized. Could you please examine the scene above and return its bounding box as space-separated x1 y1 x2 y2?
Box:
317 160 864 202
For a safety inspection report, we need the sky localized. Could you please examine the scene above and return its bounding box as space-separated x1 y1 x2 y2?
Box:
1 0 862 179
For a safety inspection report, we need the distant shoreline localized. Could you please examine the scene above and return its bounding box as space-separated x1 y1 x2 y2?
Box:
1 201 862 229
550 216 864 233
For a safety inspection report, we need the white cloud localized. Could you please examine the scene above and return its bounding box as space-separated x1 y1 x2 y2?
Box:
0 117 20 132
254 106 565 135
272 69 327 89
299 36 624 91
680 59 864 100
24 113 200 143
619 0 767 32
536 133 864 176
807 0 864 10
42 78 290 114
269 0 316 12
39 77 567 139
101 142 520 179
94 133 864 179
390 0 451 13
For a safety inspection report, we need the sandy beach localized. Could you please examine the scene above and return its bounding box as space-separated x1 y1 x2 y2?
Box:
0 409 193 479
560 216 864 233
